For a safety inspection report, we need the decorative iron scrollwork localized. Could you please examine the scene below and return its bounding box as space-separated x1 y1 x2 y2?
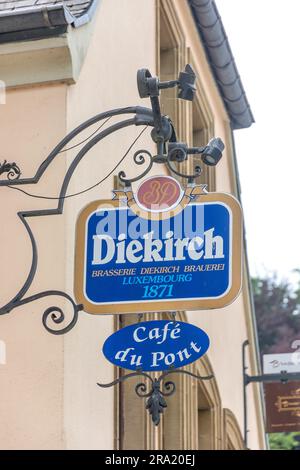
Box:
0 66 223 335
0 160 21 180
0 105 209 335
1 290 82 335
98 368 214 425
41 291 83 335
118 149 154 185
0 107 154 334
118 145 204 186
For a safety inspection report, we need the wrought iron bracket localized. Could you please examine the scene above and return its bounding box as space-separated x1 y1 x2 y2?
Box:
242 340 300 449
0 107 155 334
98 367 214 426
0 65 224 335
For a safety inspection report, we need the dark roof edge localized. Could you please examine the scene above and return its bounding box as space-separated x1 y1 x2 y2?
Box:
189 0 254 130
0 0 98 39
73 0 99 28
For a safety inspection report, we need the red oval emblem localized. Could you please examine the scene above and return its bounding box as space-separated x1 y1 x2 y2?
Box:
136 176 183 212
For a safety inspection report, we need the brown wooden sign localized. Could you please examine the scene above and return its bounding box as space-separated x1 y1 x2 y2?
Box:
265 382 300 433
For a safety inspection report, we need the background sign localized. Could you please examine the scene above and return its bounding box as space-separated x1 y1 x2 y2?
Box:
263 353 300 374
263 352 300 433
102 320 210 371
265 382 300 433
75 191 242 314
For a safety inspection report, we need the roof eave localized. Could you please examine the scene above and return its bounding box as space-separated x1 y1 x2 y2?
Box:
73 0 99 28
189 0 254 130
0 1 98 43
0 5 72 32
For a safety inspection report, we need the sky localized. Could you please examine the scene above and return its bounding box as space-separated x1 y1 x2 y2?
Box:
216 0 300 282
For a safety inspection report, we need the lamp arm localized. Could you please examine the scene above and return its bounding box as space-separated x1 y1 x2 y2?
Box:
0 106 154 187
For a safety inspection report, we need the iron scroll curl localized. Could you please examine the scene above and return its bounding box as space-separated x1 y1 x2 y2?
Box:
0 160 21 181
118 149 154 185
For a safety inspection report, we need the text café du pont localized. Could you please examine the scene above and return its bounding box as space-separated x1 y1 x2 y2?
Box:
114 321 204 369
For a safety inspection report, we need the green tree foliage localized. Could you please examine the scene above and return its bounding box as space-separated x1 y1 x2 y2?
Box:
252 272 300 450
252 273 300 355
268 433 300 450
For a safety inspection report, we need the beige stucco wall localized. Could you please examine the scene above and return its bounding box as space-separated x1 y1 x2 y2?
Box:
0 0 265 450
0 84 67 449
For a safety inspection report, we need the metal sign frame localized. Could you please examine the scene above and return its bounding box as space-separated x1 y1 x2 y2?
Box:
74 192 242 315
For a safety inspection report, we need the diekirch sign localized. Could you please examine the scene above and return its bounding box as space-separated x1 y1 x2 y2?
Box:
74 176 242 314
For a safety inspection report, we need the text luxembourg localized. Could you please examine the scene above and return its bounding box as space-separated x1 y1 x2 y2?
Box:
92 228 224 265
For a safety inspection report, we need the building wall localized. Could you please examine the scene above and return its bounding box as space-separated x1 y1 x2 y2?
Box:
0 0 265 450
0 84 67 450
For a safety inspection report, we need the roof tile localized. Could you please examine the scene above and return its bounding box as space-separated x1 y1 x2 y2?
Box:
0 0 93 18
189 0 254 129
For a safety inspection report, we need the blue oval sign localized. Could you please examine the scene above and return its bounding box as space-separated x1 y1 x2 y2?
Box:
102 320 210 372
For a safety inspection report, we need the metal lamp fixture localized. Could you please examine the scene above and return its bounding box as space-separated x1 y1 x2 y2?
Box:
201 138 225 166
137 64 196 101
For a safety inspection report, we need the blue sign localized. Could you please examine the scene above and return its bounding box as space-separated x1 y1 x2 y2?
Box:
102 320 210 371
75 191 242 314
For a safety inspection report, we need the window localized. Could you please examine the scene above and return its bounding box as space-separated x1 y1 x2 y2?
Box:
223 409 244 450
198 384 214 450
191 96 216 191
